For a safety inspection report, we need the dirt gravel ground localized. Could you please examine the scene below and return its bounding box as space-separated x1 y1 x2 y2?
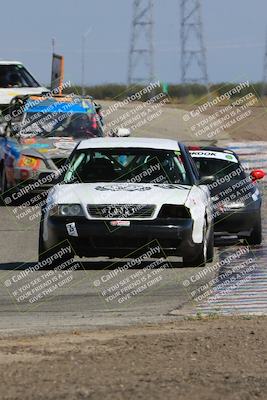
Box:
200 106 267 142
1 317 267 400
101 100 267 143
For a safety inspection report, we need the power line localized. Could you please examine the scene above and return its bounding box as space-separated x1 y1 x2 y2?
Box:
81 34 86 96
262 28 267 96
128 0 155 84
180 0 209 87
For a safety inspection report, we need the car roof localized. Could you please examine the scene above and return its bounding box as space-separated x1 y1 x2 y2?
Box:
77 137 180 151
0 60 23 65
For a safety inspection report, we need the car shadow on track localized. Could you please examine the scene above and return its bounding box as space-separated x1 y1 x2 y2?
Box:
0 259 183 271
215 237 244 247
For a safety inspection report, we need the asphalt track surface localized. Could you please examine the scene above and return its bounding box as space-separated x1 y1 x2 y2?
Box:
0 122 266 334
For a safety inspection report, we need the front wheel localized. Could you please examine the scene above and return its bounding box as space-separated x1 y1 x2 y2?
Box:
183 221 212 268
38 223 75 269
207 224 214 263
247 213 262 245
0 165 7 205
0 164 7 194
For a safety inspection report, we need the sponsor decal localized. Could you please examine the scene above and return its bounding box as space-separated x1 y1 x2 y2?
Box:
190 150 238 163
20 138 36 145
37 148 51 153
95 184 151 192
54 141 76 151
153 183 189 190
25 143 50 149
110 220 131 227
47 137 74 141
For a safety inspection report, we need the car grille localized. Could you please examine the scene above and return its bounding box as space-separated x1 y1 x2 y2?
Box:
87 204 156 219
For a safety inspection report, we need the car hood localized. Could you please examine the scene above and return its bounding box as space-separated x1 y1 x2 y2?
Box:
19 137 78 159
0 87 48 105
208 179 259 205
50 182 192 207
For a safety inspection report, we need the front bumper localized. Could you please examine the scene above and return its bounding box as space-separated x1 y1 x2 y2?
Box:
214 207 260 237
44 216 199 258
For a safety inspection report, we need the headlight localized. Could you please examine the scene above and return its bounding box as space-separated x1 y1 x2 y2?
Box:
222 202 245 210
158 204 191 218
49 204 84 217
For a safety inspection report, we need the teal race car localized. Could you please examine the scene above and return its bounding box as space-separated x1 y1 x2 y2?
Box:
0 94 104 201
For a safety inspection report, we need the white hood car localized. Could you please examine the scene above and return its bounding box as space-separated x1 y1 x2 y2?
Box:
39 138 214 267
0 61 48 108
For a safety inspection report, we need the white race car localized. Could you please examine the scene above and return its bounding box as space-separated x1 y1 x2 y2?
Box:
0 61 48 109
39 138 214 267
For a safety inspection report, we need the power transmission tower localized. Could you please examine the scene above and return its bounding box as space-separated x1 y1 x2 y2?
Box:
128 0 155 84
262 29 267 96
180 0 209 87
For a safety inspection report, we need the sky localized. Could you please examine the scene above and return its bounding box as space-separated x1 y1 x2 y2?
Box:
1 0 267 86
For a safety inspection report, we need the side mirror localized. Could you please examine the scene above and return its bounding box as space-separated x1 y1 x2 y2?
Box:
110 128 131 137
250 169 265 181
199 175 216 185
95 103 102 113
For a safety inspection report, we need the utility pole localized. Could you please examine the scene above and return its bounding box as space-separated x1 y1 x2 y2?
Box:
128 0 155 84
52 38 55 54
180 0 209 88
262 28 267 97
81 34 86 96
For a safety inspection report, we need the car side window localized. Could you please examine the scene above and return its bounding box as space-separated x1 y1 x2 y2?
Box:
183 146 200 183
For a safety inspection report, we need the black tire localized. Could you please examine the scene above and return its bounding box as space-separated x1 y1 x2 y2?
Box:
183 222 208 267
0 164 7 194
38 222 75 269
0 165 7 205
38 221 46 262
247 213 262 245
0 165 18 205
207 224 214 263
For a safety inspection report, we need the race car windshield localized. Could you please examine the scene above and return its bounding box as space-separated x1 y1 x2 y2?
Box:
194 157 246 183
19 111 102 138
64 148 192 185
0 65 40 88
